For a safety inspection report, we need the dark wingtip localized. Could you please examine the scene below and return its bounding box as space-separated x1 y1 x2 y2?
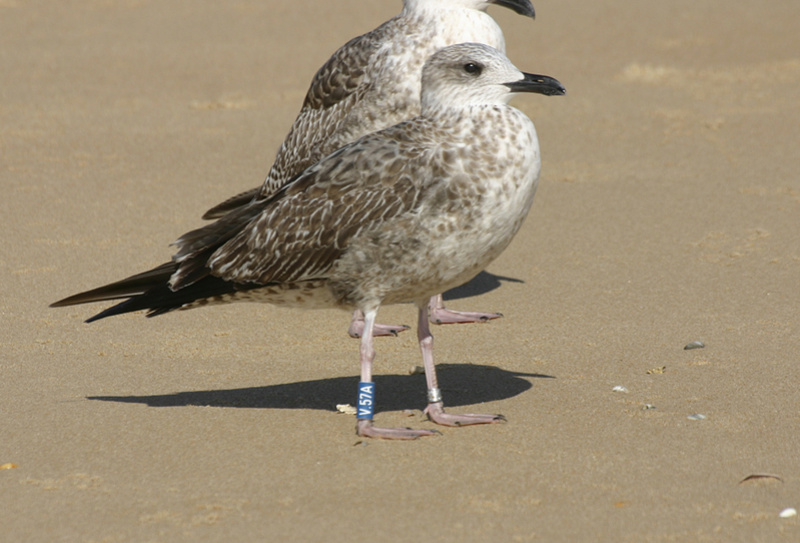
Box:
201 188 260 220
84 310 113 324
49 294 137 323
50 292 105 309
83 299 145 323
49 262 178 310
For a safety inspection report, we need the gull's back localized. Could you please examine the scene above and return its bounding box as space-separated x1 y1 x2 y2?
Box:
204 0 522 218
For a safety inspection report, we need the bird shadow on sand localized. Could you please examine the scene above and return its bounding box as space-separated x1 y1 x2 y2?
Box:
441 271 524 301
88 364 552 413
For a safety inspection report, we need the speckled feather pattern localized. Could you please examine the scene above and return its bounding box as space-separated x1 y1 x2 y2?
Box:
265 7 508 197
51 43 558 324
179 106 538 313
171 45 542 314
204 2 511 217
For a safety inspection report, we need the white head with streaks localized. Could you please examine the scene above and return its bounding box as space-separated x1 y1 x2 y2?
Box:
419 43 565 113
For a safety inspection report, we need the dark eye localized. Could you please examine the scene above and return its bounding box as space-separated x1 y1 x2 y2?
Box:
463 62 482 76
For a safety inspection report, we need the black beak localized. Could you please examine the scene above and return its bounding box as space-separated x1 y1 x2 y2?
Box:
504 72 566 96
489 0 536 18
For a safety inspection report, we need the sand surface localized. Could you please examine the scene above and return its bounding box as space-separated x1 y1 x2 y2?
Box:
2 1 799 541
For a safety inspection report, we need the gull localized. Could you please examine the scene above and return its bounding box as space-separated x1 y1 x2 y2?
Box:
203 0 537 339
52 43 565 439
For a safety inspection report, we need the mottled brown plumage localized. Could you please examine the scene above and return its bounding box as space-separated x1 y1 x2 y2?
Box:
202 0 537 337
52 44 565 439
203 0 535 220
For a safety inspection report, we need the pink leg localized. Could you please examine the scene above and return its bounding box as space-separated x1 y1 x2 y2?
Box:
428 294 503 325
355 307 439 440
418 302 507 427
348 309 410 338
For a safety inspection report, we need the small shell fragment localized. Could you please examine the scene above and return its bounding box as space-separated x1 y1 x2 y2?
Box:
646 366 666 374
336 404 357 415
687 413 706 421
779 508 797 519
739 474 783 484
684 341 705 350
643 404 657 410
612 385 629 393
0 463 18 470
408 365 425 375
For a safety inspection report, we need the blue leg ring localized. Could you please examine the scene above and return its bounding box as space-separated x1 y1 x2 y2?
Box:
357 381 375 420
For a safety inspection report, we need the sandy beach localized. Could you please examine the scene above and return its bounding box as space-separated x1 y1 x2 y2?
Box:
2 0 799 540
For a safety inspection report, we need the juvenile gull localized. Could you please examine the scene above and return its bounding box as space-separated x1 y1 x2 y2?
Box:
52 43 565 439
204 0 537 338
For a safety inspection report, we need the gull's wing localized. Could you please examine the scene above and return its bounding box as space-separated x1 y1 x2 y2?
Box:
53 121 440 322
176 123 434 289
259 26 391 197
202 24 393 220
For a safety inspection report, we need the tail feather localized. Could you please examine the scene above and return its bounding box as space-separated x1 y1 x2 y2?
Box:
51 262 263 323
201 187 260 220
51 195 272 323
84 275 248 323
50 262 177 308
